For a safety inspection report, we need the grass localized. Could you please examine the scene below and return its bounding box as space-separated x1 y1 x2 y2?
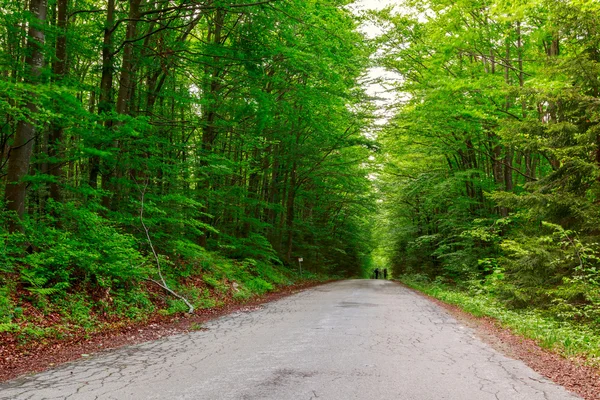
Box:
189 322 204 331
400 274 600 367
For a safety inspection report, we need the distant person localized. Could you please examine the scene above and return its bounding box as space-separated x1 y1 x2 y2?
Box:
374 268 380 279
383 269 388 279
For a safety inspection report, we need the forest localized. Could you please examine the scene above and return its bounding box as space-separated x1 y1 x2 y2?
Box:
0 0 376 334
1 0 600 360
373 0 600 352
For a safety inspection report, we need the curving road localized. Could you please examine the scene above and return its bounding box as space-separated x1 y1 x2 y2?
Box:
0 280 580 400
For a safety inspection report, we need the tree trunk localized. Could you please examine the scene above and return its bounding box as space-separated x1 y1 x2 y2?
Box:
504 148 513 192
516 22 526 119
48 0 68 205
116 0 142 116
198 7 226 246
104 0 142 210
5 0 47 232
90 0 115 190
285 160 297 264
201 7 224 153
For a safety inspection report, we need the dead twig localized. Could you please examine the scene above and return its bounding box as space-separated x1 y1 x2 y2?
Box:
137 179 194 314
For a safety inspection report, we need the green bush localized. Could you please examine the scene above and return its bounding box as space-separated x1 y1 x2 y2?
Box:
20 202 147 295
165 298 191 315
202 274 229 293
57 295 94 330
183 286 216 310
233 286 252 301
0 286 14 323
245 277 273 295
102 289 154 321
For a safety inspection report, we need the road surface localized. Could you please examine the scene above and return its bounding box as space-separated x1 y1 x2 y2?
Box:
0 280 580 399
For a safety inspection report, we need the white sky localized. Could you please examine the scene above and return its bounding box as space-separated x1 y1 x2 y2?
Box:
350 0 397 37
350 0 403 126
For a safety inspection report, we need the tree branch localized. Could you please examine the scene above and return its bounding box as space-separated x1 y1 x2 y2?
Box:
137 180 194 314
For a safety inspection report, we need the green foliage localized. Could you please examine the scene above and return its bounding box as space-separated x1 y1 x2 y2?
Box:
166 299 192 315
0 323 19 333
57 295 94 330
244 278 273 295
217 233 282 265
373 0 600 335
0 0 372 341
106 289 154 321
0 286 14 324
242 258 288 285
232 286 252 301
202 274 229 294
20 202 147 291
189 322 204 331
183 287 216 311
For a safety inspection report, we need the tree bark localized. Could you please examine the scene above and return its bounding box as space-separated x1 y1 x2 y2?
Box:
116 0 142 116
285 160 297 264
89 0 115 190
5 0 47 232
103 0 142 210
48 0 68 205
198 7 226 246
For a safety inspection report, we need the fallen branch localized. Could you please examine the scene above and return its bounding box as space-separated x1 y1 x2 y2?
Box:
144 278 194 313
137 180 194 314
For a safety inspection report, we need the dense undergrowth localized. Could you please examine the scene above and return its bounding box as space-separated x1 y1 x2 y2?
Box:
1 254 329 344
400 274 600 367
0 201 335 344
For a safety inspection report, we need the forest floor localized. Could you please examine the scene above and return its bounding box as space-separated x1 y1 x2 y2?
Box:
0 280 329 383
401 282 600 400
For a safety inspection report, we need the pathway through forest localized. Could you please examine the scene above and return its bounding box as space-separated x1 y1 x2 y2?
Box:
0 280 580 399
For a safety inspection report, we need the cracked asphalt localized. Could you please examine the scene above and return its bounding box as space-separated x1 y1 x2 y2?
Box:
0 280 581 399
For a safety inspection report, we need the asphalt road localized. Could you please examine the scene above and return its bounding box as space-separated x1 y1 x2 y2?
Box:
0 280 581 400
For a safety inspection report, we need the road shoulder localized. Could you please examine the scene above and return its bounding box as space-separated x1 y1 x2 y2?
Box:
396 281 600 400
0 280 330 383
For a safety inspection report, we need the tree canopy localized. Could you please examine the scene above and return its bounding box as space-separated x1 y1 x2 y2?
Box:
0 0 376 325
373 0 600 325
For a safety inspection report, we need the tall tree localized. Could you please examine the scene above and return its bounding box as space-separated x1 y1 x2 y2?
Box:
5 0 47 232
